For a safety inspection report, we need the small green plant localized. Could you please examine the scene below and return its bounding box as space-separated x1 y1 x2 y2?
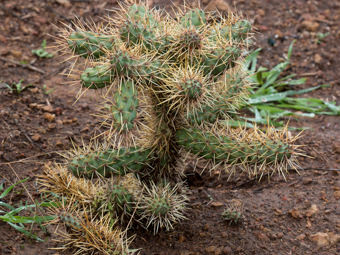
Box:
4 79 33 94
315 32 329 44
42 84 55 95
0 178 55 241
32 40 54 58
225 41 340 128
222 199 243 225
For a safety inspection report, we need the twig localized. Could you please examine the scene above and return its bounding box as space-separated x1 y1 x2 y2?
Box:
298 167 340 171
314 18 333 25
299 72 319 77
0 151 63 165
7 164 35 204
232 167 340 190
0 56 45 74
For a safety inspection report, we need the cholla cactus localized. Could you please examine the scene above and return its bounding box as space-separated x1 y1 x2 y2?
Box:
43 0 301 252
222 199 244 225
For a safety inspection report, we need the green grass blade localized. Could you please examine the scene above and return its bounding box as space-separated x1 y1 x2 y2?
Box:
287 40 296 60
0 178 29 199
7 222 44 242
222 119 255 128
0 201 16 211
1 214 55 224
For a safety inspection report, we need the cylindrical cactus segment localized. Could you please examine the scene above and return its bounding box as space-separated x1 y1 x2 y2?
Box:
138 182 187 233
110 80 138 132
179 30 202 50
202 47 241 76
110 50 159 80
175 128 291 165
216 19 252 42
181 9 206 28
120 4 158 49
185 103 221 125
180 79 203 100
68 147 153 178
81 65 112 89
109 184 134 213
68 31 115 58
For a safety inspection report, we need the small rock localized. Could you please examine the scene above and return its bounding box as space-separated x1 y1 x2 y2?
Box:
306 218 312 228
30 87 39 93
310 232 340 247
314 54 322 64
63 118 74 124
301 20 320 32
55 139 64 147
289 208 303 219
257 9 265 17
310 232 329 247
276 232 284 239
305 204 318 217
274 208 283 215
178 234 185 242
199 232 206 237
10 50 22 58
222 246 232 254
205 0 231 12
328 232 340 246
215 247 223 255
54 107 63 115
333 143 340 154
211 201 224 207
180 251 194 255
41 105 54 112
203 223 209 231
31 134 41 142
56 0 71 7
206 246 217 254
0 34 7 43
44 113 56 122
256 232 269 241
334 190 340 200
47 123 56 130
56 119 63 126
221 232 228 238
296 234 306 240
302 177 313 185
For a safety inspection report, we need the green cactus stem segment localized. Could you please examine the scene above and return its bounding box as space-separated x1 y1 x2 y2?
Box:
110 51 159 79
218 20 252 42
120 4 158 49
81 65 112 89
178 30 202 51
110 80 138 131
181 9 206 28
203 47 241 76
150 197 171 216
176 128 290 164
69 147 153 178
186 104 221 125
180 79 202 100
109 184 134 213
68 31 115 58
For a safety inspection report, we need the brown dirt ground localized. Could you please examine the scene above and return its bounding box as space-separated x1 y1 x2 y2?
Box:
0 0 339 254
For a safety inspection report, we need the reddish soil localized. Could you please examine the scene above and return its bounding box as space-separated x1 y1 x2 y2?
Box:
0 0 339 255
